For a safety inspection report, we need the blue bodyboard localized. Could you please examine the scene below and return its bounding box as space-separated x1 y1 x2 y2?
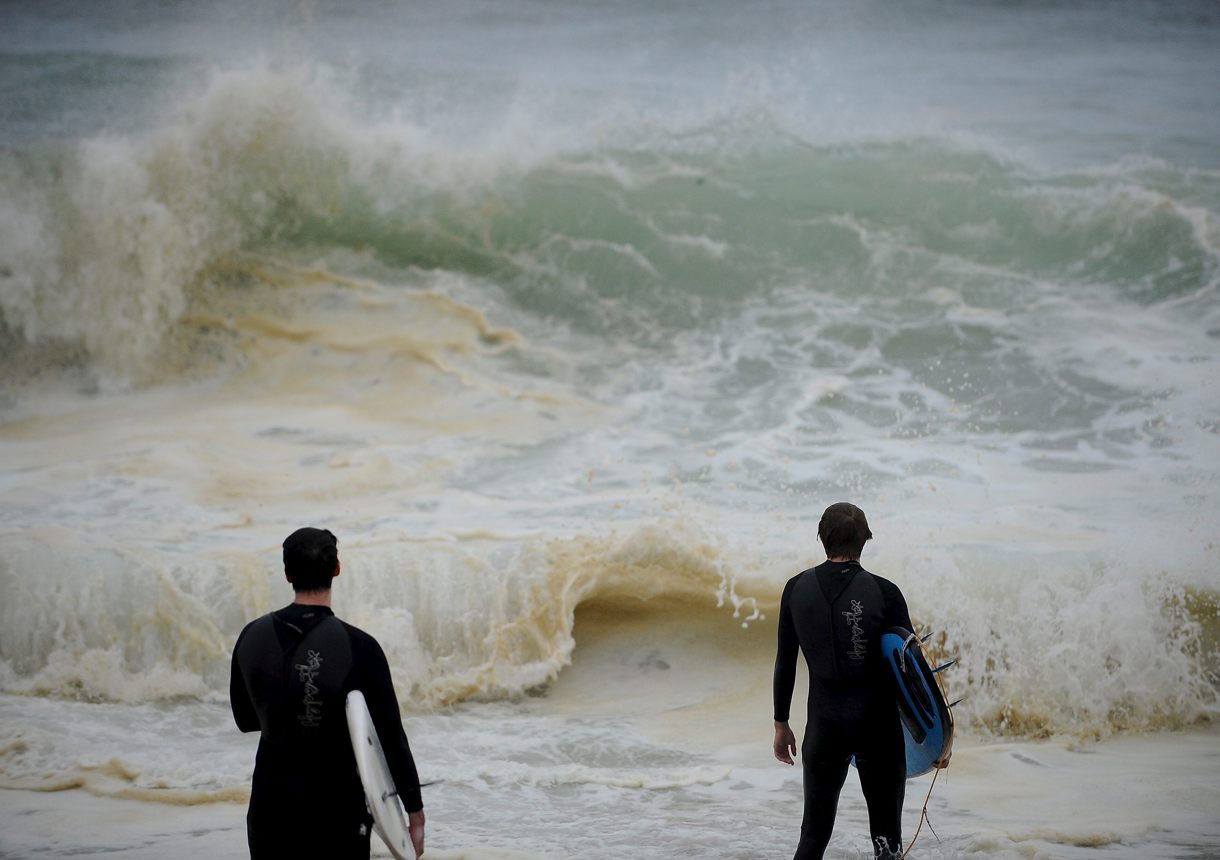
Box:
881 627 953 778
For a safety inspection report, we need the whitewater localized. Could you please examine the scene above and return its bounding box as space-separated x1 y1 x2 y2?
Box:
1 1 1218 858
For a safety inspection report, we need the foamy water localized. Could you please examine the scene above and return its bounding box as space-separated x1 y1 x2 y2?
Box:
1 1 1218 857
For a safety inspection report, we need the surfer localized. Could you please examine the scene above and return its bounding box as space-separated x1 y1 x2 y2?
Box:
230 527 426 859
772 503 933 860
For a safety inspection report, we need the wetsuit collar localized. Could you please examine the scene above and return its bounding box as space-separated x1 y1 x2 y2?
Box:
280 603 335 616
816 559 863 606
273 603 335 636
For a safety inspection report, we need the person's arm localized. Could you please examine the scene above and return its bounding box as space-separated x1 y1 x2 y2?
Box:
355 635 424 807
354 632 426 856
772 578 799 765
229 626 260 733
885 580 951 767
888 584 914 634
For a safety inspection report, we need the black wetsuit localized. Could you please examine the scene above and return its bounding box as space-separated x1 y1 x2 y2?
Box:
231 604 423 860
773 560 914 860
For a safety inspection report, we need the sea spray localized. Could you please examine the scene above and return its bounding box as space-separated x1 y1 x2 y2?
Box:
3 66 1218 384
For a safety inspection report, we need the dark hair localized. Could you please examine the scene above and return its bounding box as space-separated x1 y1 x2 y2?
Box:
817 503 873 559
282 527 339 592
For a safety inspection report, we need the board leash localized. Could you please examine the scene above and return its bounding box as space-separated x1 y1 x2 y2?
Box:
901 764 941 858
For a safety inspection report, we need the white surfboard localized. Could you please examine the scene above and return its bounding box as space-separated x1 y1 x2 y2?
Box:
345 689 414 860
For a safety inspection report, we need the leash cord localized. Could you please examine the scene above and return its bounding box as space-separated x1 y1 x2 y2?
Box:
901 765 941 859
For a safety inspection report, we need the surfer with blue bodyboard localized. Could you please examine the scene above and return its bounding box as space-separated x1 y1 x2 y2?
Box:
772 503 950 860
231 527 427 859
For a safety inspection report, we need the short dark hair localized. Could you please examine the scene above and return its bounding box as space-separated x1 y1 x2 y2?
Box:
282 527 339 592
818 503 872 559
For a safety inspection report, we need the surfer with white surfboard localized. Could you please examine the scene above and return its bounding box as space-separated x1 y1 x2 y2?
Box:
772 503 951 860
231 527 426 860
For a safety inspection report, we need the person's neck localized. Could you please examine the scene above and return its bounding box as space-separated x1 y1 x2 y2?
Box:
827 556 860 563
293 590 333 608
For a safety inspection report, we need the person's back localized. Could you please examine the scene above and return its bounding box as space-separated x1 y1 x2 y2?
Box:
772 504 915 860
230 528 424 860
784 559 900 725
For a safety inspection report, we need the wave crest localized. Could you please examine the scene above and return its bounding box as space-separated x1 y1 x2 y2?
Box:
2 522 1216 738
3 63 1217 388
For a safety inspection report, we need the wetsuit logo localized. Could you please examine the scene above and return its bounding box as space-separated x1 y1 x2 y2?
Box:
842 600 867 662
295 650 324 727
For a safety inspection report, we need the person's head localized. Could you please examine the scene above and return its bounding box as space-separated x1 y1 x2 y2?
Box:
282 527 339 593
817 502 872 560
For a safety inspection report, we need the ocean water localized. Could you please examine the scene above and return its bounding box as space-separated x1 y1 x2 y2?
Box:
1 1 1218 858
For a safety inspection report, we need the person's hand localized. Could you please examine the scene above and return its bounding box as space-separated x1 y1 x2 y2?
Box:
773 721 797 765
408 809 425 857
934 737 953 769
